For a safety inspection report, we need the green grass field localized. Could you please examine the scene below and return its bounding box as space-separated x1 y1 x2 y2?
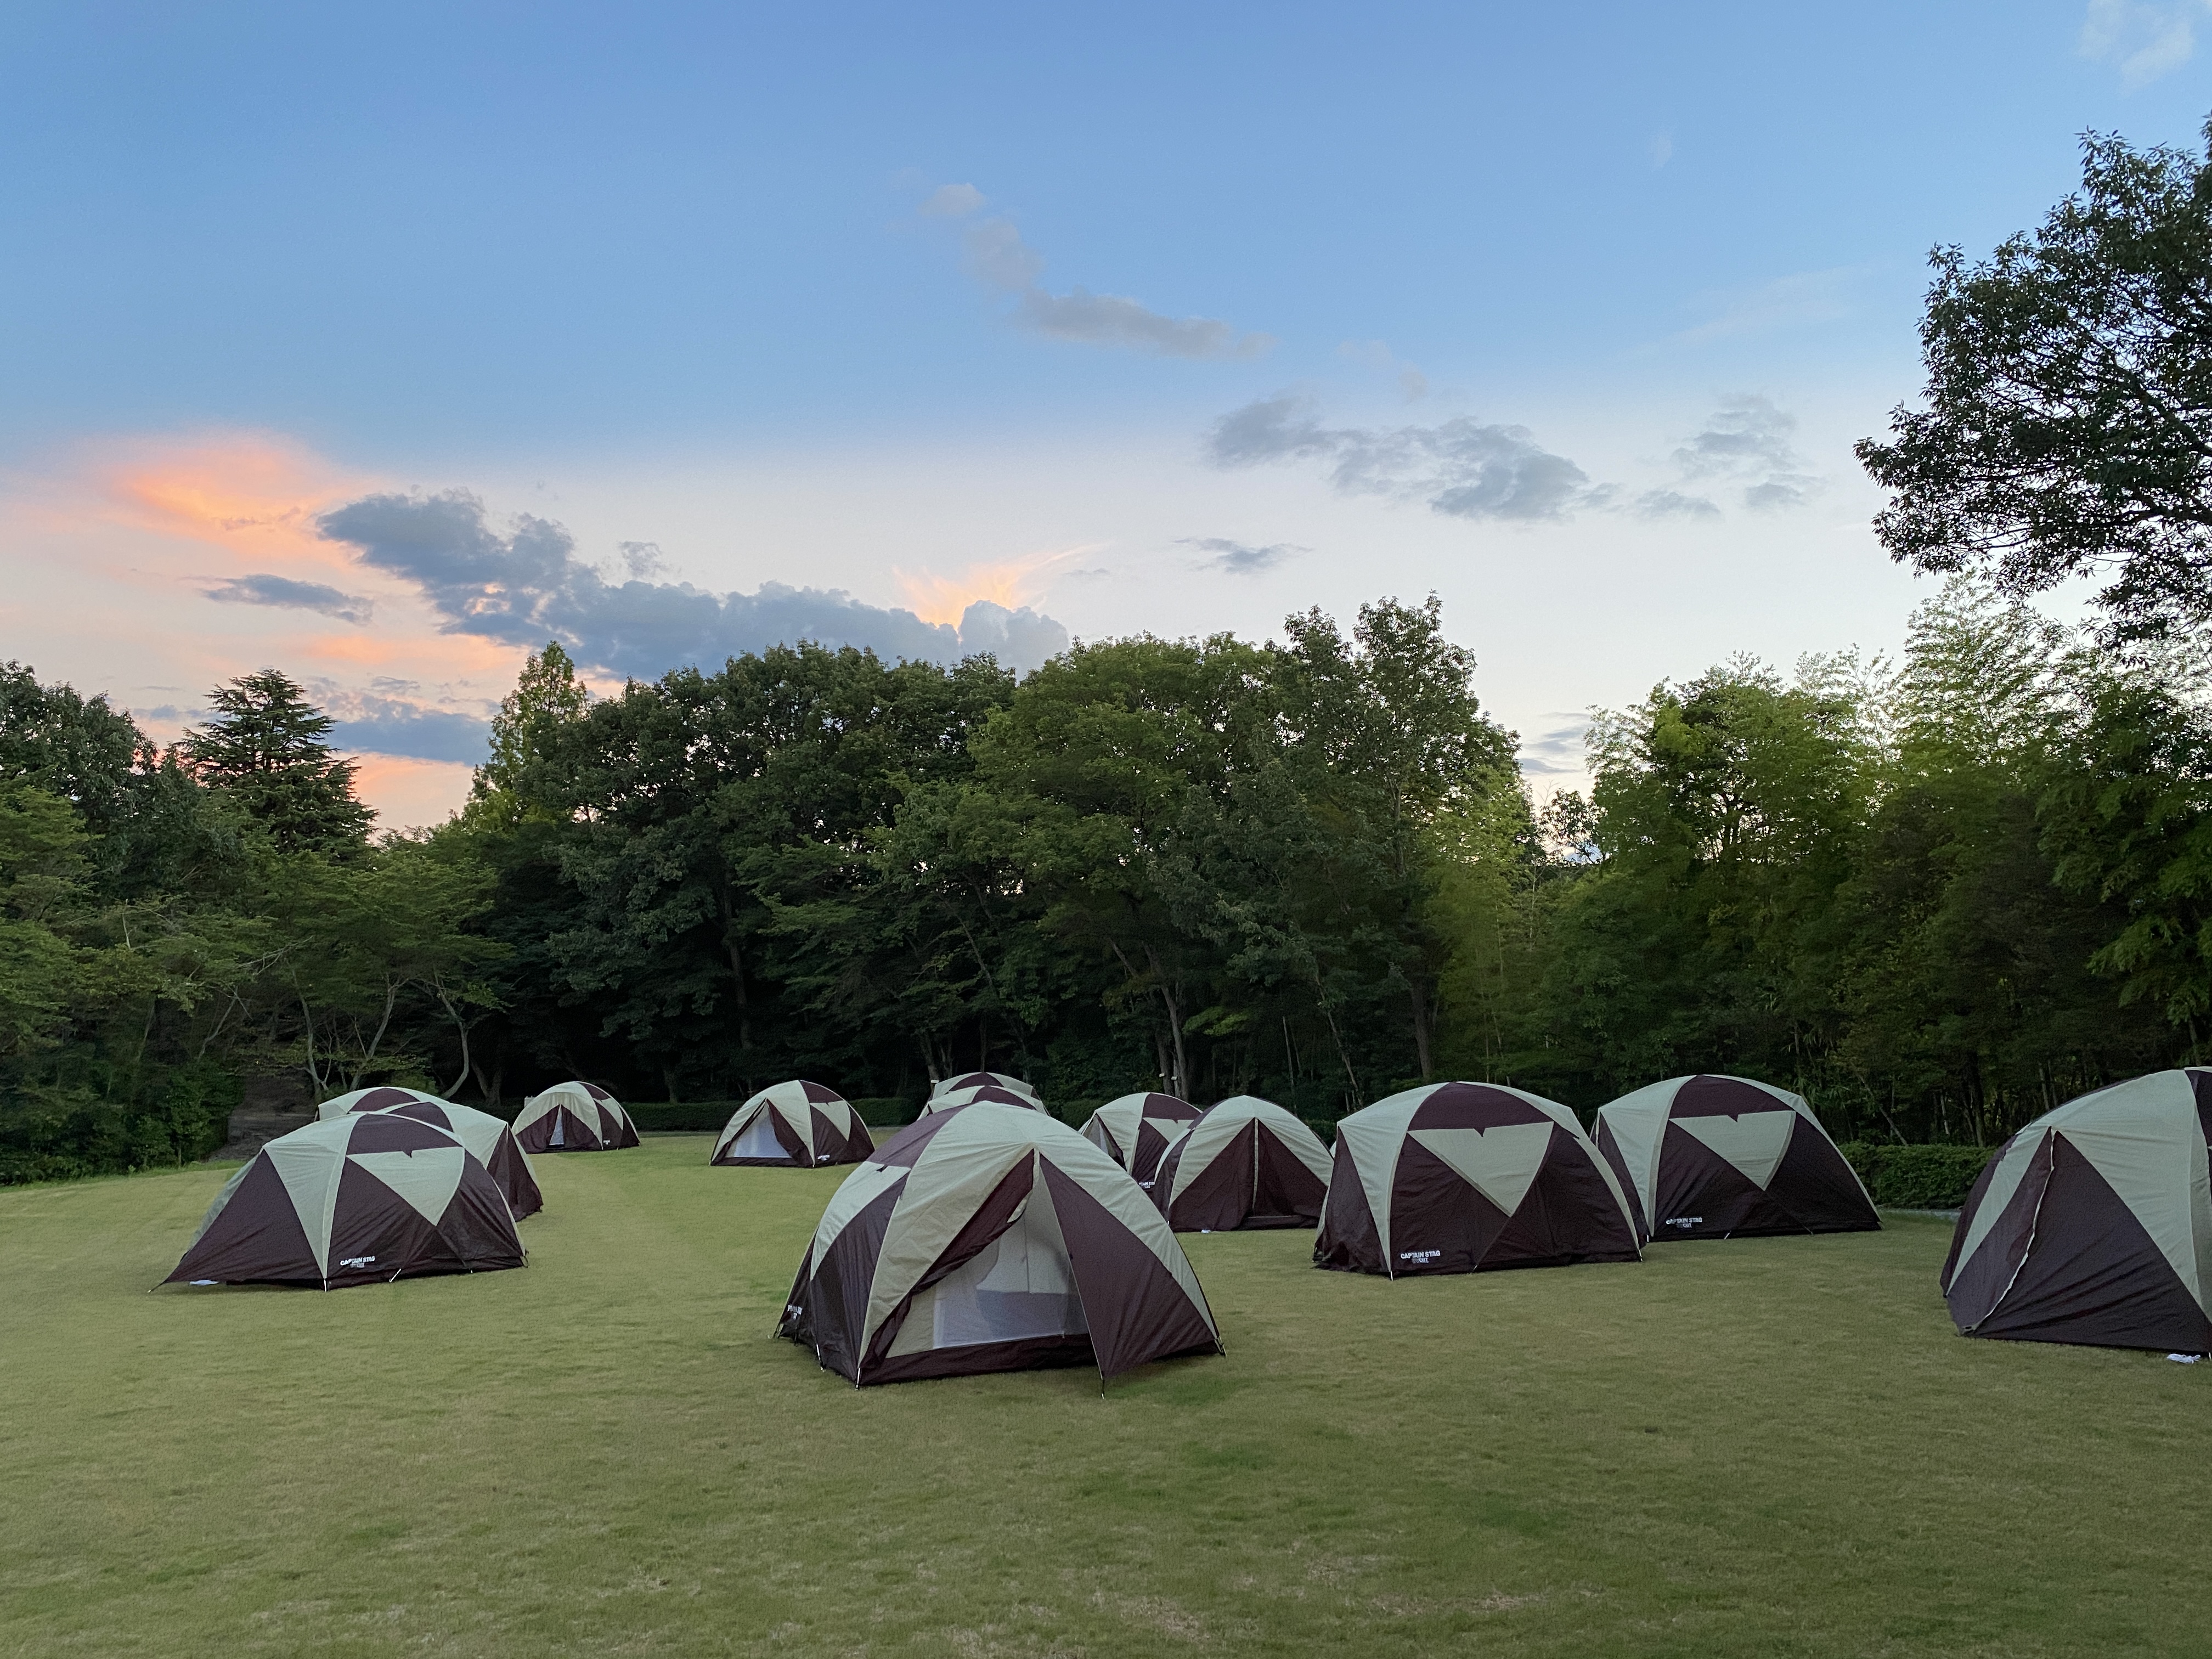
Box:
3 1137 2206 1657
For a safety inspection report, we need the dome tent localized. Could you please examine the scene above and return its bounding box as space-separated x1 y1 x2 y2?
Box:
1314 1083 1641 1277
1592 1075 1877 1242
317 1085 442 1115
166 1112 526 1289
1080 1092 1201 1187
316 1091 542 1221
930 1071 1040 1104
1943 1071 2212 1352
712 1081 876 1167
1150 1097 1333 1232
778 1101 1221 1386
922 1084 1048 1116
514 1081 639 1152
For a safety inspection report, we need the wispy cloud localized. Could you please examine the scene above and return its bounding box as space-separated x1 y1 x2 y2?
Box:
920 182 986 218
1660 267 1866 348
2080 0 2202 86
1337 338 1429 402
200 572 375 624
1517 719 1589 776
1206 394 1600 522
317 489 1073 675
1179 537 1305 574
1632 489 1722 521
925 182 1273 360
1671 394 1821 512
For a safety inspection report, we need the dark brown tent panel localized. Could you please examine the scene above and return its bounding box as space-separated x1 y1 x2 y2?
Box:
1080 1092 1203 1187
1315 1082 1641 1277
1592 1074 1878 1243
1149 1097 1333 1232
1943 1071 2212 1352
778 1101 1221 1386
166 1112 527 1290
712 1081 876 1167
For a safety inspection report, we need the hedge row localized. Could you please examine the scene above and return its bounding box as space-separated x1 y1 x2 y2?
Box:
619 1098 920 1133
1836 1141 1993 1210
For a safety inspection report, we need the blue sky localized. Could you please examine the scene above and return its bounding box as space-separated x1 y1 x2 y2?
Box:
4 1 2211 820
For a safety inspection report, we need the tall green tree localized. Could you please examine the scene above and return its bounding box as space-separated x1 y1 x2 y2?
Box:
178 670 373 854
1858 121 2212 641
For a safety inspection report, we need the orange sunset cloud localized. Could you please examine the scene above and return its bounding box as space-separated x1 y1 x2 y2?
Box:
893 544 1094 626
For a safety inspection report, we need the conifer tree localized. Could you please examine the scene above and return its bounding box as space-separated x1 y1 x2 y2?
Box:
177 670 372 854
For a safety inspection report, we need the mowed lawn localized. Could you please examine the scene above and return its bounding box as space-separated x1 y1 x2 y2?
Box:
3 1138 2207 1657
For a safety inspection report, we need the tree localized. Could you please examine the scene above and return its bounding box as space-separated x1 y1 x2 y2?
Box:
1858 122 2212 641
178 670 373 854
465 640 591 828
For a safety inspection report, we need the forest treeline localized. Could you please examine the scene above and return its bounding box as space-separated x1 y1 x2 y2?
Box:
13 117 2212 1182
1 581 2204 1182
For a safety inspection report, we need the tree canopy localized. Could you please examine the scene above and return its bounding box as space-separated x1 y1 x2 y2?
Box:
1859 122 2212 640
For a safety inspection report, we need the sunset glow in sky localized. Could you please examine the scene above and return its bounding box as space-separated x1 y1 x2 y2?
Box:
5 3 2211 824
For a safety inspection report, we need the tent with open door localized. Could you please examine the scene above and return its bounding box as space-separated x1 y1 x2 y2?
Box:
1314 1082 1641 1276
1592 1074 1877 1242
513 1081 639 1152
777 1101 1221 1386
712 1081 876 1167
930 1072 1040 1104
922 1084 1047 1116
165 1111 526 1289
1943 1070 2212 1352
1080 1092 1201 1187
1150 1097 1333 1231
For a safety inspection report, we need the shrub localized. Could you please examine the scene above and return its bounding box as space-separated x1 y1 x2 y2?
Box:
1837 1142 1994 1210
850 1097 916 1128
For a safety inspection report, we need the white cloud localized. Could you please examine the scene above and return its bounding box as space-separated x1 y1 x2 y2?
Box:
2080 0 2202 86
1648 131 1674 170
921 182 986 217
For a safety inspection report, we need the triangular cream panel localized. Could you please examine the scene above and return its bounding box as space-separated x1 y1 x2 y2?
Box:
1674 1111 1798 1190
266 1133 351 1277
1410 1122 1555 1218
347 1147 467 1224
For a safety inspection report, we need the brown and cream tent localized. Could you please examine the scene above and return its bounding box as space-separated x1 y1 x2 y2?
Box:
315 1085 443 1117
921 1083 1048 1116
712 1081 876 1167
166 1111 527 1289
1592 1074 1878 1242
1150 1096 1334 1232
513 1081 639 1152
1315 1082 1641 1276
777 1100 1222 1385
313 1093 542 1221
1080 1092 1201 1187
1944 1071 2212 1352
930 1071 1041 1104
